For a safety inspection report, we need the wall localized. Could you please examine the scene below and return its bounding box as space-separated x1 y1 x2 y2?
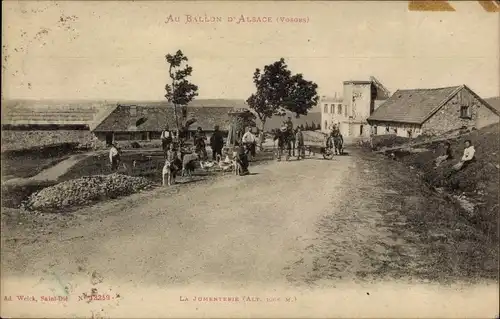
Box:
421 88 494 136
343 83 372 121
320 98 344 133
369 122 423 138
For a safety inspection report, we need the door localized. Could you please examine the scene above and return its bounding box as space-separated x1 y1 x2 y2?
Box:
105 133 113 146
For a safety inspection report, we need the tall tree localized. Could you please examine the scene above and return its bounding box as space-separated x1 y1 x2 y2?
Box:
165 50 199 130
247 58 319 145
283 73 319 117
246 58 291 134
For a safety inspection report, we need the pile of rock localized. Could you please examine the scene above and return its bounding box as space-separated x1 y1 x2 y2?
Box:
24 174 153 213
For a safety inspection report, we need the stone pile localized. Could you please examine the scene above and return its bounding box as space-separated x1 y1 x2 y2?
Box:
23 174 153 212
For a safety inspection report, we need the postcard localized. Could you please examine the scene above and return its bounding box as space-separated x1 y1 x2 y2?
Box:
1 1 499 318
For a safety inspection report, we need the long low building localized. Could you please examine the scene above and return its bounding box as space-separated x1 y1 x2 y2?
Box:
366 85 500 138
1 99 249 151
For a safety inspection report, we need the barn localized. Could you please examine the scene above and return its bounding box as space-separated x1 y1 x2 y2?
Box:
367 85 500 138
90 100 248 148
1 100 114 152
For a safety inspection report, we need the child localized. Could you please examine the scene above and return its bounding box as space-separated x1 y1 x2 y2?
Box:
163 144 181 185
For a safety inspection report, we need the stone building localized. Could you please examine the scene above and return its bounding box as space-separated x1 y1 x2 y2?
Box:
320 76 390 138
1 99 248 151
1 100 112 152
91 100 247 148
366 85 500 138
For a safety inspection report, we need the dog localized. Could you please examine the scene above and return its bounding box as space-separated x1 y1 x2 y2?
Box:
232 151 242 176
162 160 173 186
181 152 199 178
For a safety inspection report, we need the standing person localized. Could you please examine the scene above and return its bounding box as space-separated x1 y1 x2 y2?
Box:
285 116 293 132
161 125 173 156
284 117 294 158
210 125 225 162
274 126 288 162
242 127 257 160
109 143 120 172
295 127 305 160
193 127 208 160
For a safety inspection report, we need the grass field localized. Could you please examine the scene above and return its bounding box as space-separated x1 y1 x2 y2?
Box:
377 123 500 277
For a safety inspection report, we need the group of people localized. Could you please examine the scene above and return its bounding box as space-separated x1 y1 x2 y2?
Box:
273 117 306 161
434 139 476 174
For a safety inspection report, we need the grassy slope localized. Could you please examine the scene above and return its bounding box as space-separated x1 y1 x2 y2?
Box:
381 124 499 277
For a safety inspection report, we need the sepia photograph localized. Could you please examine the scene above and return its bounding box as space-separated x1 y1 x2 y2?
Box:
1 0 499 318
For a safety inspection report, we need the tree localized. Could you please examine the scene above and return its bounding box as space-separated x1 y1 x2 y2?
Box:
165 50 199 131
283 73 319 117
246 58 319 145
247 58 291 134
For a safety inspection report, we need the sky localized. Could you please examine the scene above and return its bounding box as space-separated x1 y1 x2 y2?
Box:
2 1 499 113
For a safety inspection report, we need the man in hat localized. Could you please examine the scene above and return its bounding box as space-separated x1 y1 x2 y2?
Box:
210 125 225 162
241 126 257 160
193 126 208 160
295 126 305 160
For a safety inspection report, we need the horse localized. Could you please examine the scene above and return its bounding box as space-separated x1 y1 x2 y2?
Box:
333 133 344 155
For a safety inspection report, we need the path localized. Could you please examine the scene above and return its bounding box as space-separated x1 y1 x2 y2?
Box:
2 151 106 187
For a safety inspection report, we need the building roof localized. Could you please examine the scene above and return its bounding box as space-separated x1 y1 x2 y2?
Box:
1 99 248 128
1 100 110 126
367 85 500 124
343 80 372 85
92 103 235 132
367 86 461 124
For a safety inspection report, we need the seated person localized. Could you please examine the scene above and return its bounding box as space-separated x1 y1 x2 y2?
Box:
452 140 475 171
434 142 453 168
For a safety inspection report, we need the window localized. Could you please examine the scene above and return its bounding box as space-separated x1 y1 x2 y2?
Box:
360 125 364 136
373 126 377 135
386 127 390 133
345 106 348 117
460 105 471 119
324 104 328 113
393 128 398 134
330 104 334 113
338 104 342 115
324 120 328 129
150 132 161 140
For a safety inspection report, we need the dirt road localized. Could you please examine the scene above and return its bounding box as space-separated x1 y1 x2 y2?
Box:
1 152 498 318
3 155 357 285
